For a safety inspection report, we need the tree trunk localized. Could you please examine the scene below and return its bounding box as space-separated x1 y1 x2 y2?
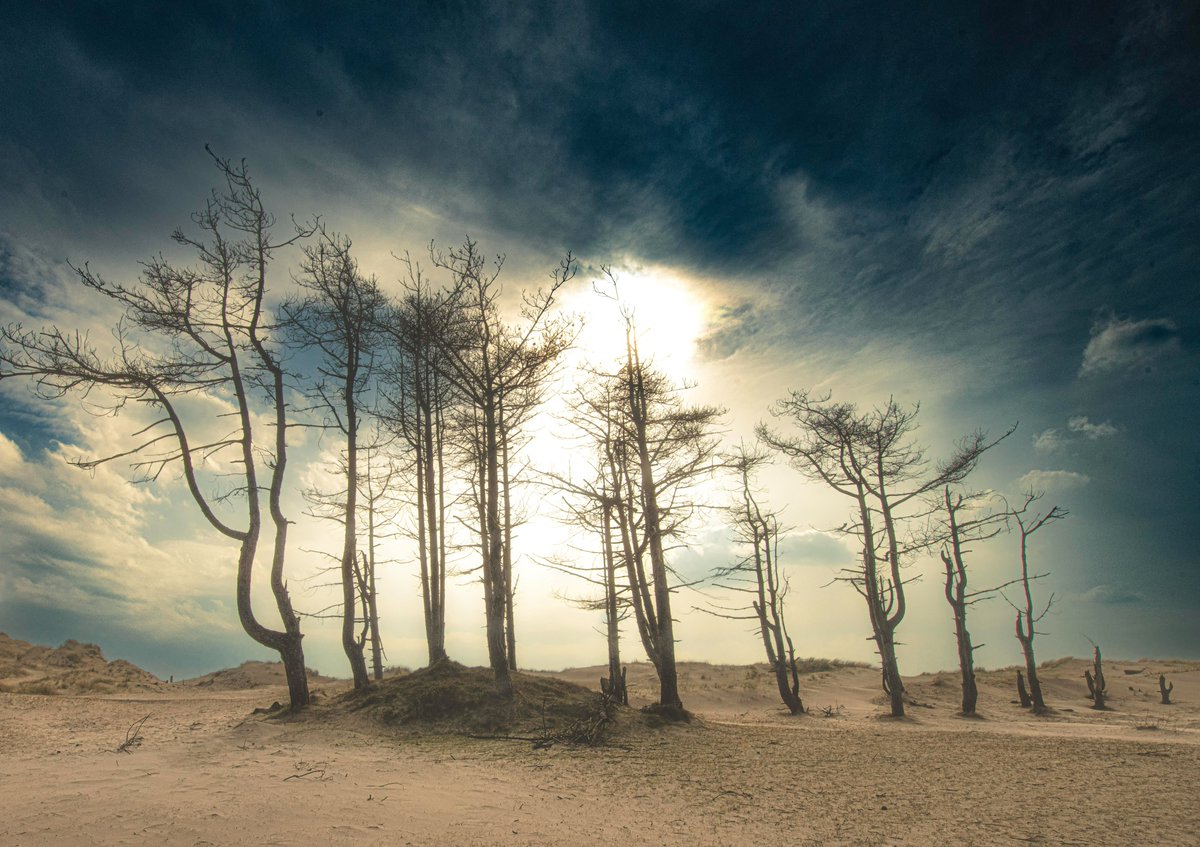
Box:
602 504 627 705
1016 616 1046 712
500 409 517 671
955 621 978 716
878 627 906 718
483 398 514 698
340 390 369 689
424 379 447 663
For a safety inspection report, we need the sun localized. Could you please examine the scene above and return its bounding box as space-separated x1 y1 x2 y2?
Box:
570 266 709 381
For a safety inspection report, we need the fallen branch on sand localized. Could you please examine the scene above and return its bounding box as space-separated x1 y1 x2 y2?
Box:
114 714 150 754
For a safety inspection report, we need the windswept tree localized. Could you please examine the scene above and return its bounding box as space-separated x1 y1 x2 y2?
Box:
0 153 315 709
428 238 577 696
705 445 805 714
931 486 1012 716
759 392 1004 717
1004 490 1066 714
282 230 387 689
588 271 725 712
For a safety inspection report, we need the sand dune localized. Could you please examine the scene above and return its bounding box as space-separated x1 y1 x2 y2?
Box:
1 644 1197 845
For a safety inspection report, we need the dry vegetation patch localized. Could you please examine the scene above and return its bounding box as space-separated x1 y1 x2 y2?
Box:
324 659 641 743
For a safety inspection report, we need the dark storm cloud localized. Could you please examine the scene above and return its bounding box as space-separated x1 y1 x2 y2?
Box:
5 2 1197 292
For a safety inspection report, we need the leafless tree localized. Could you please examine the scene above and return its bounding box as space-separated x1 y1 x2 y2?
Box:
0 152 316 708
1084 638 1107 710
759 392 1005 717
586 270 724 713
381 261 460 665
282 231 387 689
929 485 1016 716
537 378 636 705
427 238 577 697
1003 490 1066 714
1159 674 1173 705
356 424 406 680
705 445 805 714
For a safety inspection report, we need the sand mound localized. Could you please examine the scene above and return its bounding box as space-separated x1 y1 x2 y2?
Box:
0 632 165 695
184 660 340 690
330 659 623 740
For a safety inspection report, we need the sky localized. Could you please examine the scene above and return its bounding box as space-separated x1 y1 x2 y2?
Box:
1 2 1197 681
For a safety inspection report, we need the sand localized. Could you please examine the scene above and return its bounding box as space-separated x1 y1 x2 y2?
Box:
1 644 1197 846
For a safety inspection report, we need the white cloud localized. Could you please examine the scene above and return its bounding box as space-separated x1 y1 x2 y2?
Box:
1036 416 1119 453
1017 469 1091 492
1080 315 1181 376
1033 428 1063 453
1067 416 1118 440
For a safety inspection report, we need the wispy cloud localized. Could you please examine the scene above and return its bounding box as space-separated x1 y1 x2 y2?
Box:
1067 416 1118 440
1034 415 1119 452
1080 315 1181 377
1017 469 1091 492
1080 584 1145 605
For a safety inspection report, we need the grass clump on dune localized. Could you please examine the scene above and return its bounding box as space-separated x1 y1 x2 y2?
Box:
336 659 617 740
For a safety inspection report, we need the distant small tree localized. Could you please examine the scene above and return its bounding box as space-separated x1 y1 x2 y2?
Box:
1159 674 1173 705
1004 491 1066 715
1083 639 1107 710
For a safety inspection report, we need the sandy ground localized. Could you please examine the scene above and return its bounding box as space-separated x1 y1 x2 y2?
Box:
2 656 1198 846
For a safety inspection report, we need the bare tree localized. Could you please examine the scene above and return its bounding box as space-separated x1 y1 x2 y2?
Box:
357 425 406 680
1003 491 1066 714
1159 674 1173 705
282 231 387 689
1084 639 1107 710
0 152 315 708
537 379 635 705
705 446 805 714
382 262 459 665
931 485 1014 716
759 392 1005 717
584 272 724 713
427 238 577 697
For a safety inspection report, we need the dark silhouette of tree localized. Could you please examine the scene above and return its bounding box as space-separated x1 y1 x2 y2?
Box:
1084 639 1107 710
1004 490 1066 714
584 270 724 713
381 260 458 666
930 484 1018 716
537 377 637 705
705 445 805 714
759 392 1003 717
427 238 576 697
355 424 405 680
0 152 316 708
282 230 387 689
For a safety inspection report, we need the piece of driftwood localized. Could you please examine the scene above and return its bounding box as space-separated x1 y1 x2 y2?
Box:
115 714 150 754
